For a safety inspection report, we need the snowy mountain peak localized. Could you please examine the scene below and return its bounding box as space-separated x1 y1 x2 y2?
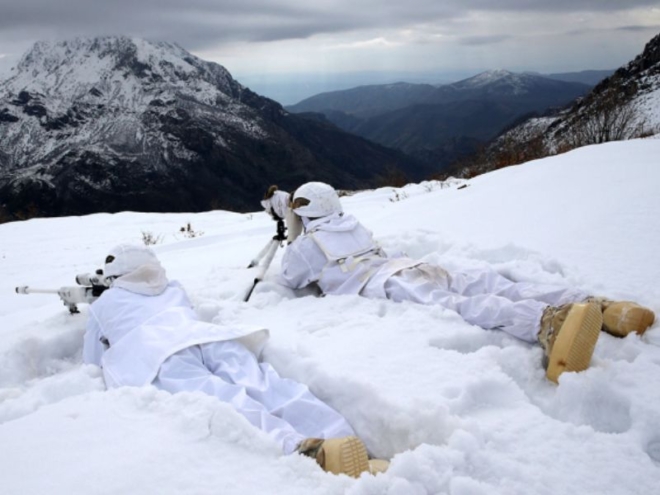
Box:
450 69 536 95
0 36 419 220
467 69 515 86
4 36 238 109
18 37 190 78
450 68 571 96
0 35 269 216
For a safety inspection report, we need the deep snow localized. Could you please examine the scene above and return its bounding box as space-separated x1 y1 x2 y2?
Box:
1 138 659 494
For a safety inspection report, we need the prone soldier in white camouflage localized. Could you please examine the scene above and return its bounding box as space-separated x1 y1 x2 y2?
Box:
280 182 655 383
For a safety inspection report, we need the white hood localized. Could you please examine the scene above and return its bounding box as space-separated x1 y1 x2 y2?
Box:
112 263 169 296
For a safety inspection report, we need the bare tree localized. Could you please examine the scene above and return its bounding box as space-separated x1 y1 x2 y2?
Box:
562 90 649 148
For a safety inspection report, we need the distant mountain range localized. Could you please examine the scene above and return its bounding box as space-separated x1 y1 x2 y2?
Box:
0 35 628 221
545 70 615 86
0 37 429 220
286 70 599 169
447 33 660 178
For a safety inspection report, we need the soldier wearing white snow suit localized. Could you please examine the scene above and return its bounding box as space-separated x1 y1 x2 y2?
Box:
83 243 384 477
279 182 655 383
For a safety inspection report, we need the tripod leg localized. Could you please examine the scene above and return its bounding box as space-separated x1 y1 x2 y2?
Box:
256 239 280 280
247 239 277 268
245 241 281 302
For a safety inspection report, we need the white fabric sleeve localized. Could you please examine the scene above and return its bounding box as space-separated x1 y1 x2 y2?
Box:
279 242 317 289
83 308 106 367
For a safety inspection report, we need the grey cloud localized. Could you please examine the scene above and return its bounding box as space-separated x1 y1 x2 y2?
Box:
566 24 660 36
616 25 660 32
0 0 657 53
464 0 658 12
0 1 369 50
458 35 512 46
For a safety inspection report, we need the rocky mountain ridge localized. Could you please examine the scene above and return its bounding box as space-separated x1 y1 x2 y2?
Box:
288 70 591 117
0 37 424 220
288 70 591 169
448 32 660 178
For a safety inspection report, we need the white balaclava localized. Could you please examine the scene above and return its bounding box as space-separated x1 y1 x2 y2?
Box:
104 244 168 295
104 244 159 278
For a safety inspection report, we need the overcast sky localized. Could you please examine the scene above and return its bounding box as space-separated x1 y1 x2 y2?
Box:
1 1 659 102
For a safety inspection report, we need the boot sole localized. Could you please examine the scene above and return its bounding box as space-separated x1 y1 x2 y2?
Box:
322 436 369 478
546 303 602 383
603 304 655 337
368 459 390 475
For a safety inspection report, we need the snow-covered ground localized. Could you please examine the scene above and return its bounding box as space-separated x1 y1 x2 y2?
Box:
1 138 659 494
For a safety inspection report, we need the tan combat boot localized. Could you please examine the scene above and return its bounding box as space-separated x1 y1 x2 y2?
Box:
538 302 603 383
297 436 370 477
586 298 655 337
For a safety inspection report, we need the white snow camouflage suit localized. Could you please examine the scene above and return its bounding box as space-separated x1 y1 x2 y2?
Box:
83 262 354 454
279 213 587 342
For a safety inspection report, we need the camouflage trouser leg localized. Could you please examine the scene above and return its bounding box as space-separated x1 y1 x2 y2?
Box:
385 267 549 343
538 304 573 354
449 266 588 306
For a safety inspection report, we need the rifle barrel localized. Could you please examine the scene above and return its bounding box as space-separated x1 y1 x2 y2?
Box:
15 286 61 295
